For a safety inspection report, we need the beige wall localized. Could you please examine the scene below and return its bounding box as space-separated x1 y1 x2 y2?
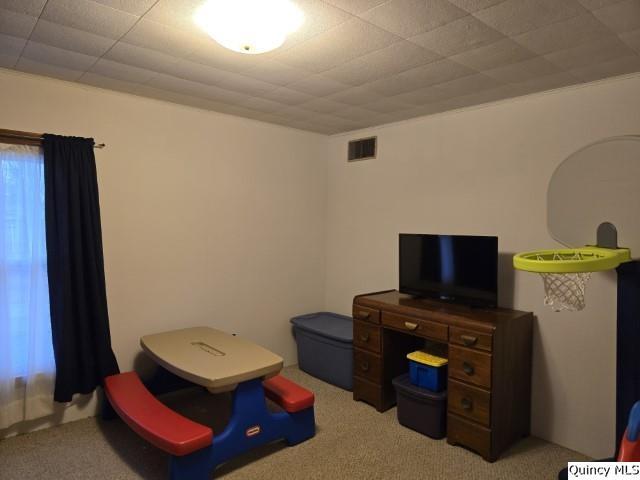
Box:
324 73 640 458
3 66 640 458
0 68 326 433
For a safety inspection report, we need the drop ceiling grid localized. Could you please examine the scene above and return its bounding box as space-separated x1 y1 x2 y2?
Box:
0 0 639 134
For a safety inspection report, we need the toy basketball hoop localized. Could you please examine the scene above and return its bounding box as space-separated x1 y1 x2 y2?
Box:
514 246 631 311
513 136 640 311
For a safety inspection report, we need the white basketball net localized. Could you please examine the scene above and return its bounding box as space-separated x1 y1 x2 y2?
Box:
537 250 593 311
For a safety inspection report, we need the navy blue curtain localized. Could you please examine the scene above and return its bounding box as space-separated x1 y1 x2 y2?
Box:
43 134 119 403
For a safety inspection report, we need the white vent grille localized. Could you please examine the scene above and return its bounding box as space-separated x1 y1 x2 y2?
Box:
348 137 376 161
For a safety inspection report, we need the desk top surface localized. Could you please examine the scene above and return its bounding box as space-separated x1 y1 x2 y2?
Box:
355 290 531 330
140 327 283 390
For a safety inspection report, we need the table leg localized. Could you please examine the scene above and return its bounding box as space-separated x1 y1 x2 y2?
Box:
169 378 315 479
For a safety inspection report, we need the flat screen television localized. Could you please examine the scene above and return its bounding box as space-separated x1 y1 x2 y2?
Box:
399 233 498 308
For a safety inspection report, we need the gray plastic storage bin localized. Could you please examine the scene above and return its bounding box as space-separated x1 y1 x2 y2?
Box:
392 373 447 439
290 312 353 391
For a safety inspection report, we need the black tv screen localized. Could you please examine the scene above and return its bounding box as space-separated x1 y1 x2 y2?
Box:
399 234 498 308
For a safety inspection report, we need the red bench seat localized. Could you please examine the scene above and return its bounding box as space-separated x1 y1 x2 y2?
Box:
104 372 213 456
263 375 315 413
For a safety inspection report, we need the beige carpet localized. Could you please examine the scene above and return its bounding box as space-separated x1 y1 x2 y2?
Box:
0 366 587 479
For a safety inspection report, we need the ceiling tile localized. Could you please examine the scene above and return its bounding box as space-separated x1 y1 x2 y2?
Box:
146 73 252 103
157 60 281 96
432 72 502 99
359 0 467 38
591 0 640 33
308 113 362 131
122 19 197 58
513 13 613 55
473 0 588 36
272 105 315 120
577 0 627 10
362 97 414 113
441 83 524 108
275 17 400 72
104 41 181 73
203 69 280 96
261 87 315 105
88 57 157 83
322 41 440 86
451 38 535 70
15 57 84 81
242 60 313 86
286 73 351 96
30 19 117 57
0 8 37 38
332 105 383 122
144 0 204 32
41 0 140 39
0 33 25 67
326 85 385 104
91 0 157 15
321 0 389 14
78 71 142 93
620 29 640 54
391 85 450 105
483 57 561 83
237 96 287 113
185 36 272 74
447 0 508 13
365 58 475 95
299 97 349 113
544 36 635 70
159 59 231 85
513 71 581 92
22 40 98 71
408 14 505 56
569 54 640 81
0 0 47 16
278 0 354 48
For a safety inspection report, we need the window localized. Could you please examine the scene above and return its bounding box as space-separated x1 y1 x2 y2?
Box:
0 143 55 383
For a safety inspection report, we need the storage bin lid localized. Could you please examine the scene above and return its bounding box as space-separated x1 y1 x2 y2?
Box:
392 373 447 400
290 312 353 343
407 350 448 367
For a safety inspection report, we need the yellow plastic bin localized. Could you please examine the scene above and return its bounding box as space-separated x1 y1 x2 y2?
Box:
407 350 448 392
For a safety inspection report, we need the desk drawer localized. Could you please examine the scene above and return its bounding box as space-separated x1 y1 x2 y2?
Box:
449 345 492 389
353 320 381 353
447 414 492 461
352 305 380 324
382 312 448 342
449 327 492 352
448 379 491 427
354 348 382 383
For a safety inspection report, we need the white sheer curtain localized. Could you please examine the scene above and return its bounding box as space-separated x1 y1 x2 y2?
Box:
0 143 56 429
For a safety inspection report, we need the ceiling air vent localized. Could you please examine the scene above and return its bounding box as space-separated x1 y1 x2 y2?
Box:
348 136 377 162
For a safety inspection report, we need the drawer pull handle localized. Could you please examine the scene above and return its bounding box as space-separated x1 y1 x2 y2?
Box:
461 335 478 346
360 361 370 372
355 311 371 320
359 333 370 342
404 321 418 331
462 362 475 375
461 398 473 411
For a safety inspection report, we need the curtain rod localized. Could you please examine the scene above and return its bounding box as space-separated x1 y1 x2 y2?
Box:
0 129 106 149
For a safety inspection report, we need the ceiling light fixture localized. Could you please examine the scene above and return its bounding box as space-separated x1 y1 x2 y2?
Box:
194 0 304 55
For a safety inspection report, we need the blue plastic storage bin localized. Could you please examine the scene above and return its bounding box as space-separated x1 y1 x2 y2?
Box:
407 351 447 392
290 312 353 391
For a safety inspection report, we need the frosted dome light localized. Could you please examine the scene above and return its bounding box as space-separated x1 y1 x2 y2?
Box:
194 0 304 55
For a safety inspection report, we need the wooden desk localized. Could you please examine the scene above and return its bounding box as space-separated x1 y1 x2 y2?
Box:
352 290 533 462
